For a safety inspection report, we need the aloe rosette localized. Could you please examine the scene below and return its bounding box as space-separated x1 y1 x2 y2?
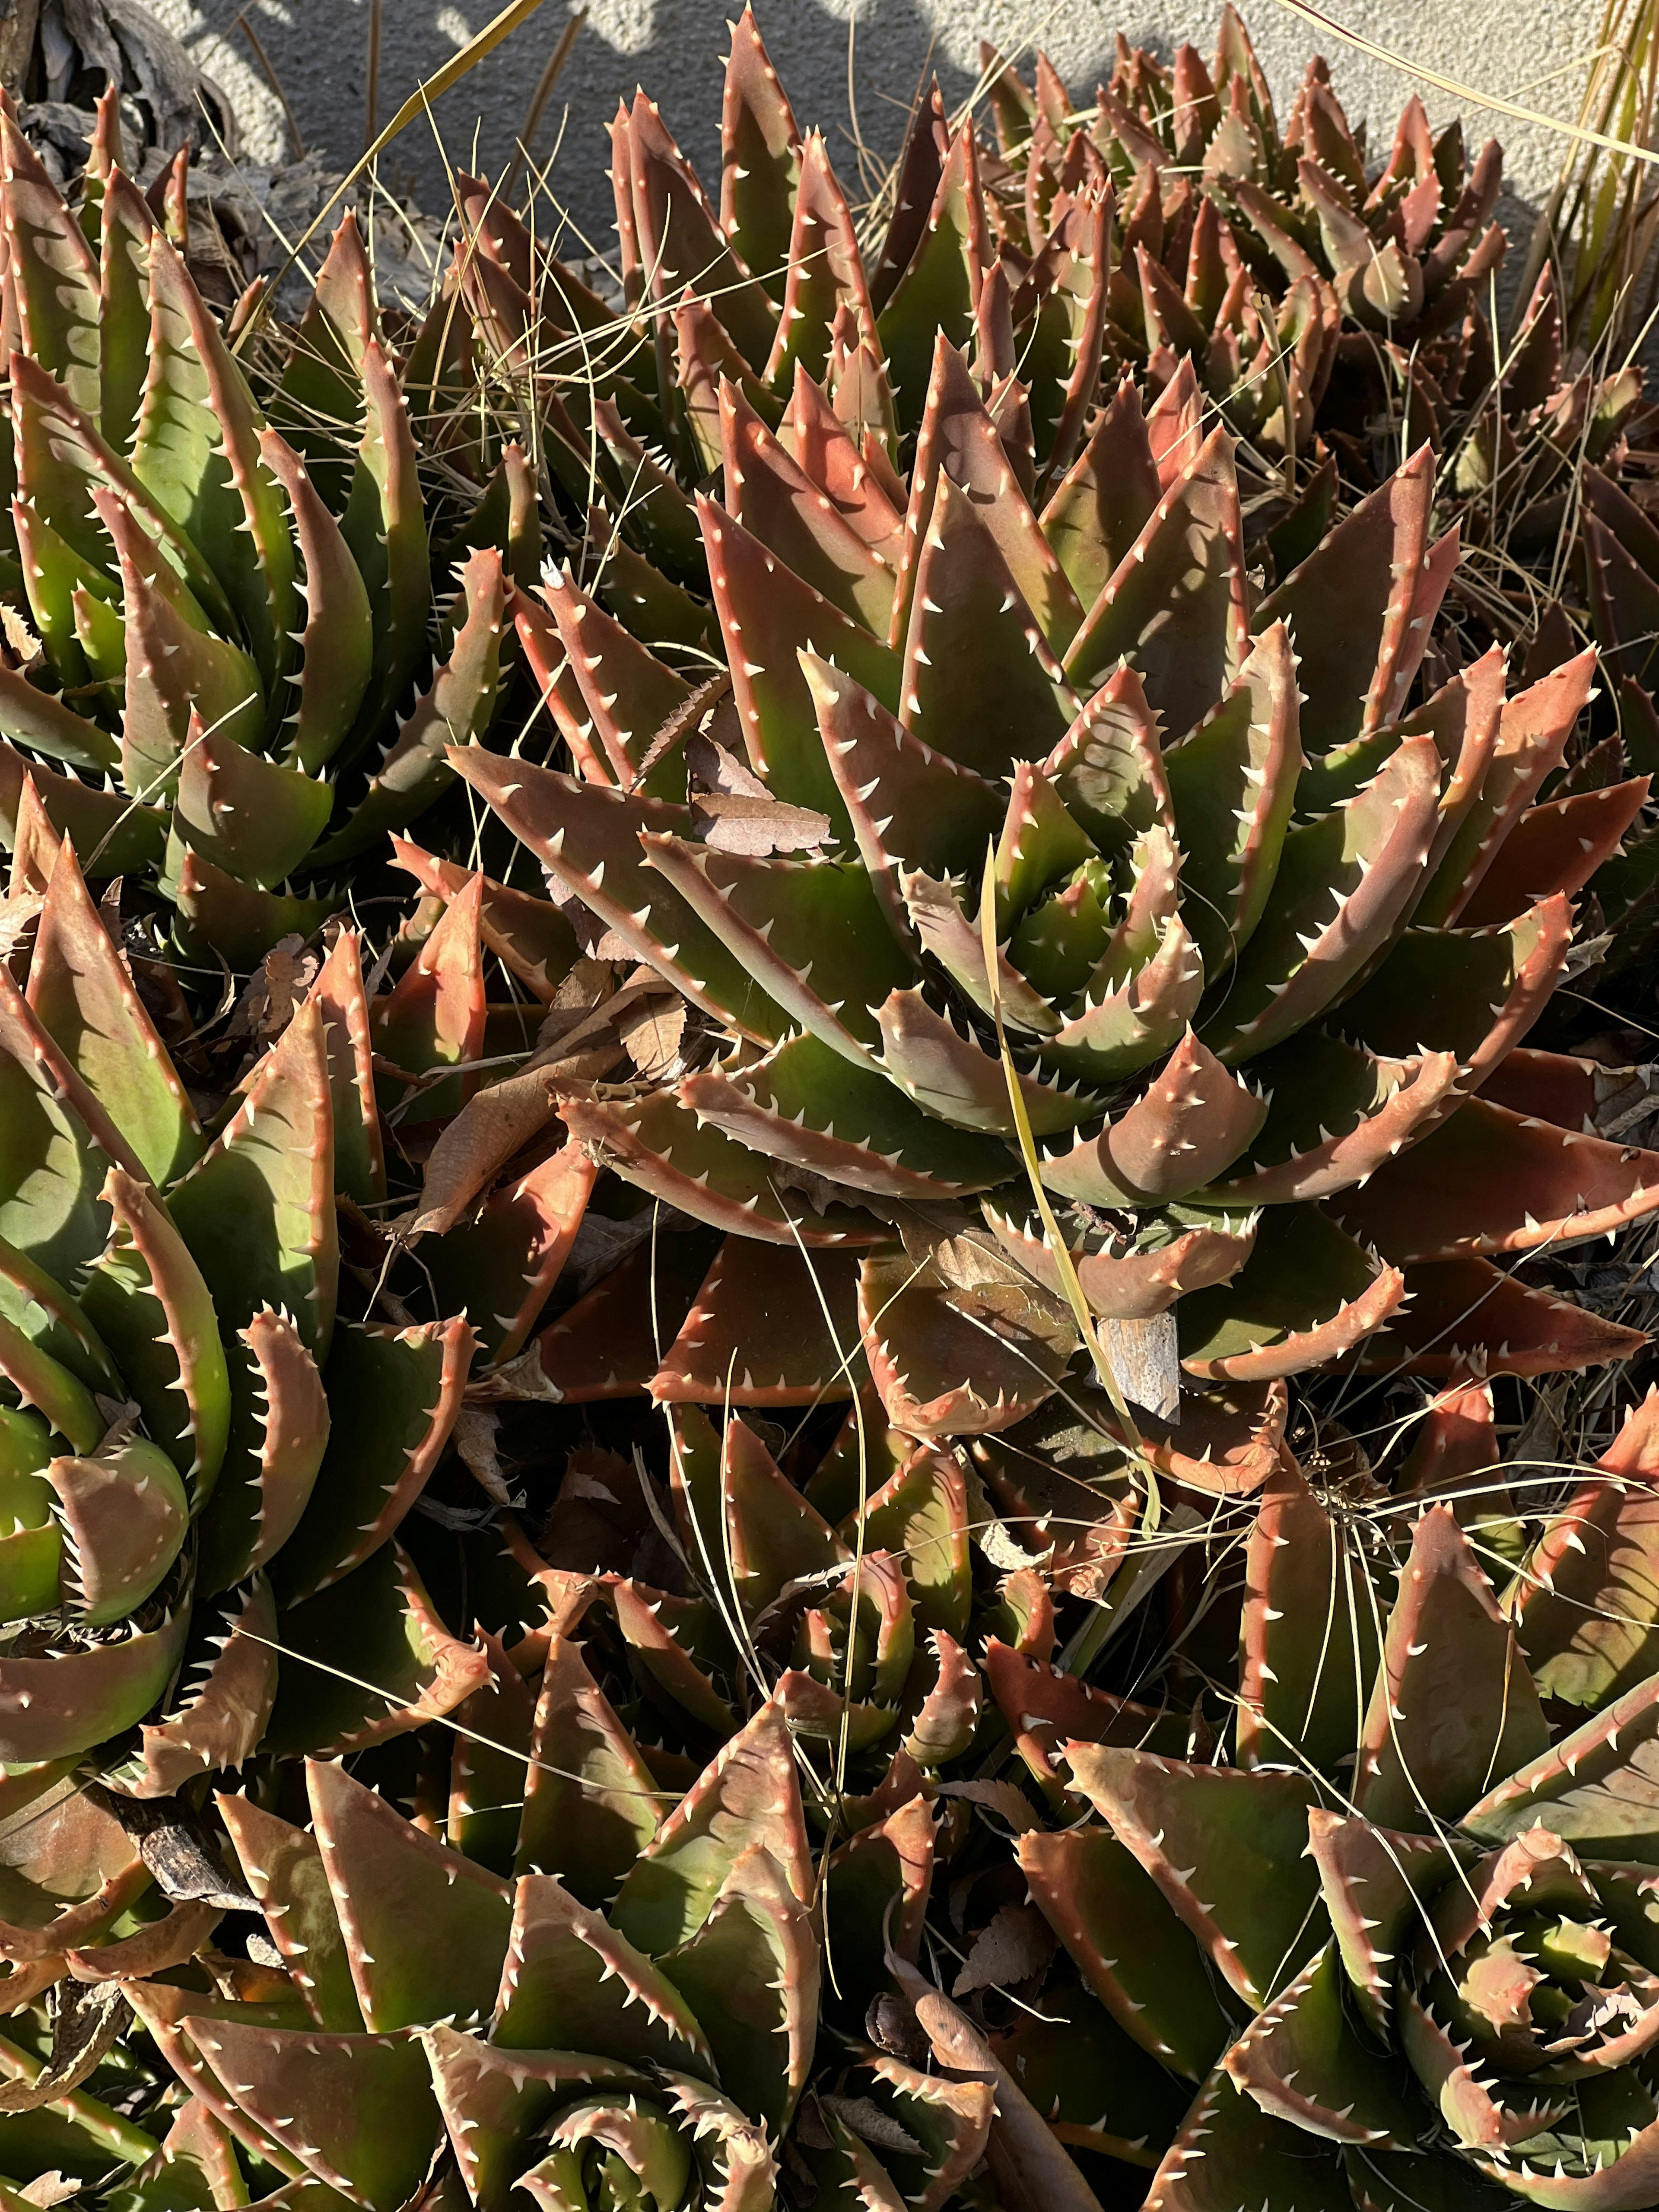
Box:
458 286 1659 1424
979 1385 1659 2207
0 94 522 966
0 833 496 1999
115 1660 995 2212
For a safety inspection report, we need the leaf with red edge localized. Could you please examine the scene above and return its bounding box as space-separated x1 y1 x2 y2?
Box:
721 381 892 631
1040 1031 1266 1205
877 122 988 426
1335 1098 1659 1262
807 653 1002 932
1064 1744 1323 2010
79 1163 230 1499
662 1842 819 2128
1017 1824 1236 2079
1178 1204 1404 1380
1163 620 1303 980
1355 1504 1548 1831
985 1199 1255 1322
698 494 903 826
25 835 202 1186
869 81 950 314
641 836 912 1063
1065 424 1250 741
338 338 431 750
718 1410 848 1613
131 231 299 728
532 568 691 791
1256 447 1432 750
493 1873 712 2075
1359 1256 1647 1377
443 1630 535 1878
172 715 334 892
1201 732 1443 1065
0 112 100 415
1237 1454 1380 1776
1144 2065 1356 2210
305 1757 512 2032
216 1792 359 2029
0 742 163 879
1204 1035 1461 1206
858 1246 1074 1439
1307 1807 1468 2040
0 1592 188 1761
391 839 577 1008
311 928 385 1205
896 471 1070 778
197 1309 328 1596
822 1794 934 2011
782 365 903 556
855 1443 971 1637
1332 895 1573 1084
1418 651 1597 927
1040 379 1163 611
903 1628 981 1766
113 1575 278 1797
765 133 873 389
183 2016 437 2212
890 337 1083 655
1459 776 1650 927
512 1634 661 1907
560 1089 881 1247
875 985 1097 1135
611 1699 811 1954
276 1316 473 1601
985 1638 1187 1797
627 89 776 369
423 2024 638 2212
674 287 782 476
719 5 800 298
649 1239 863 1404
1515 1389 1659 1708
534 1231 716 1402
311 545 506 864
259 428 373 776
370 872 485 1121
423 1135 598 1366
265 1538 490 1758
447 747 788 1046
169 992 337 1351
48 1433 187 1623
680 1031 1009 1202
1226 1946 1423 2149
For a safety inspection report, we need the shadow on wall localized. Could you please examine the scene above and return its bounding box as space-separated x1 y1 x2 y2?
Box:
154 0 1576 327
159 0 1029 238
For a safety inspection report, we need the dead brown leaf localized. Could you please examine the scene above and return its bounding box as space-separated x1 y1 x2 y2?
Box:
951 1902 1058 1997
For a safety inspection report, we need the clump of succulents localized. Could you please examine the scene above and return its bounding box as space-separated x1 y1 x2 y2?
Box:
437 6 1659 1432
0 827 524 1973
975 1382 1659 2207
983 6 1508 471
0 89 531 967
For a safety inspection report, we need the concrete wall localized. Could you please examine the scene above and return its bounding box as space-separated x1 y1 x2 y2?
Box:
146 0 1606 261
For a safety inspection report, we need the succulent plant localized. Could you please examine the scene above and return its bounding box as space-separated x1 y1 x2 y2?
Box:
453 133 1659 1427
0 91 528 967
982 6 1508 471
0 833 498 1979
109 1650 1001 2212
982 1383 1659 2208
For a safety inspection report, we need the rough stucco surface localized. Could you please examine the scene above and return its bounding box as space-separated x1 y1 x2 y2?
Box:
144 0 1606 267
